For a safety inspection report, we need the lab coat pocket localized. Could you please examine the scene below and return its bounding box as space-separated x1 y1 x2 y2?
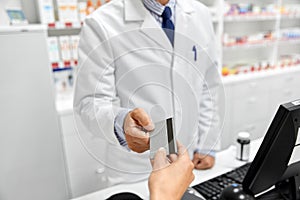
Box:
189 45 214 73
185 49 208 82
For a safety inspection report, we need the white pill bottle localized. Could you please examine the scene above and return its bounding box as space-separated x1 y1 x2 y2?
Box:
236 132 251 161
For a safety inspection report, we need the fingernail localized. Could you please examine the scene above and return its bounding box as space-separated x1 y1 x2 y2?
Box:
158 147 166 152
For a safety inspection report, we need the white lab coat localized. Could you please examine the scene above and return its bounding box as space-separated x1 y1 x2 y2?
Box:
74 0 223 186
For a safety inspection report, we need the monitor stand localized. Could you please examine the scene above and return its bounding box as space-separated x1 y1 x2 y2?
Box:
259 163 300 200
275 174 300 200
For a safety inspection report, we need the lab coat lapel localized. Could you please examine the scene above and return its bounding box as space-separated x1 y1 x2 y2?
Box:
124 0 172 51
124 0 145 21
139 0 195 53
173 0 195 51
140 12 173 52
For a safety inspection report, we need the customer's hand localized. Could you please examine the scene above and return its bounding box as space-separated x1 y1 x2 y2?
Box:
124 108 154 153
192 153 215 170
148 142 195 200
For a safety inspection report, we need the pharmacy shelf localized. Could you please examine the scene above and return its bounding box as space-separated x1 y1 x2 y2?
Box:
222 65 300 84
35 0 299 97
281 14 300 20
223 39 300 50
278 39 300 46
223 40 276 50
224 14 300 22
48 27 81 37
48 21 82 29
217 0 300 78
224 15 278 22
47 21 82 36
53 67 73 72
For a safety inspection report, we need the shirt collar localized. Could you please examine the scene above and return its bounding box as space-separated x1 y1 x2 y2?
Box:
142 0 176 16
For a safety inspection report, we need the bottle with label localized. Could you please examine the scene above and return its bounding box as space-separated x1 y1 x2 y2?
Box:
86 0 95 15
96 0 102 9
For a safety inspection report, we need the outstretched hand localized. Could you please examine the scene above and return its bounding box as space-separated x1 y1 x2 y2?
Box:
124 108 154 153
148 142 195 200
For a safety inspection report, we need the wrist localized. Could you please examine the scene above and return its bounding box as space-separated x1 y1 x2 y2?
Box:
150 189 170 200
194 149 216 158
150 183 180 200
114 108 131 146
149 176 169 200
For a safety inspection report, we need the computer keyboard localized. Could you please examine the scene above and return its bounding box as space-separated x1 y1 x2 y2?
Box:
192 163 251 200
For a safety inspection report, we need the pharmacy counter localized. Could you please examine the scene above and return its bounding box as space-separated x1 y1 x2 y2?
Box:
72 138 263 200
56 66 300 198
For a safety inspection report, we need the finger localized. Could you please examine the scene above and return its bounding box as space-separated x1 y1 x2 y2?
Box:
194 157 214 170
193 154 201 160
152 148 170 170
169 153 178 162
195 162 209 170
125 126 150 138
128 144 149 153
125 127 150 153
176 140 186 155
130 108 154 131
125 134 150 153
192 158 200 167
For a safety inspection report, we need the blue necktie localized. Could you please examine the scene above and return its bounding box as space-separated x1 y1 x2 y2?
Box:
162 6 175 46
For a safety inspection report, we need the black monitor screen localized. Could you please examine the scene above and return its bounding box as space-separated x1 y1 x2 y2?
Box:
242 100 300 196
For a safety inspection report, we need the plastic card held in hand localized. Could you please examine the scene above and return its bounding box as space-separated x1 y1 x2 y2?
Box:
150 118 177 159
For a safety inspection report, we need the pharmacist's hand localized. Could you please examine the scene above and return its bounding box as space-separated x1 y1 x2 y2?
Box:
192 153 215 170
124 108 154 153
148 142 195 200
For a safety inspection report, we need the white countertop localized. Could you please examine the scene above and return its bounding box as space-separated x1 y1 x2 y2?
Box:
0 24 47 33
72 138 263 200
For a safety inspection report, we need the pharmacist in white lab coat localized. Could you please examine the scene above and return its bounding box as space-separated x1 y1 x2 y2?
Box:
74 0 223 186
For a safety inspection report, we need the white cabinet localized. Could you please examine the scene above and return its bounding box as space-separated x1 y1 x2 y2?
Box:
220 83 233 149
230 78 271 141
269 73 300 109
59 113 108 198
0 26 68 200
222 68 300 148
232 80 271 123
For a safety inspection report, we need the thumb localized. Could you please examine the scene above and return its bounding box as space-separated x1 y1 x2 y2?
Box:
130 108 154 131
152 148 170 171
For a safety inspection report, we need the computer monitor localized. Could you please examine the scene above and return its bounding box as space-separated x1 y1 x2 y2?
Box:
243 100 300 199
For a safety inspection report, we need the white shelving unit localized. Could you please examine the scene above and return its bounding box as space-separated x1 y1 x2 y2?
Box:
198 0 300 149
198 0 300 73
19 0 299 85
